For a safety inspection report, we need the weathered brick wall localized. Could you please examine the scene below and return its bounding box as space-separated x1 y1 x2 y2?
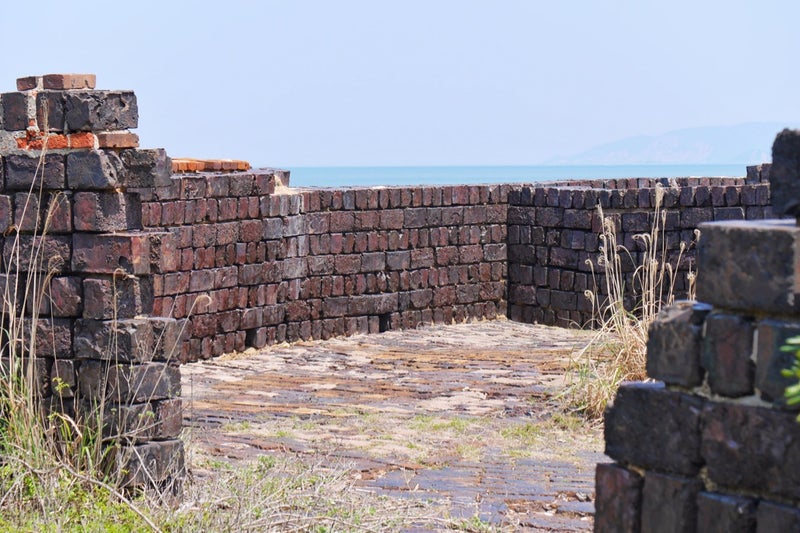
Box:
594 138 799 531
7 72 795 507
142 179 511 363
0 74 183 490
507 170 772 328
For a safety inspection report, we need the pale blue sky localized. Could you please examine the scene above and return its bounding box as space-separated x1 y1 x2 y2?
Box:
2 1 798 166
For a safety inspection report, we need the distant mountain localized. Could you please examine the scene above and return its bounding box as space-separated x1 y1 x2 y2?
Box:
545 122 795 165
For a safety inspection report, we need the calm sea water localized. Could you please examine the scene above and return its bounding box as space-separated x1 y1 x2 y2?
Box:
283 164 750 188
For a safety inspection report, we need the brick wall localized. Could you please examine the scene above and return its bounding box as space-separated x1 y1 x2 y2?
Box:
7 72 797 508
507 170 772 328
594 137 800 531
142 178 512 362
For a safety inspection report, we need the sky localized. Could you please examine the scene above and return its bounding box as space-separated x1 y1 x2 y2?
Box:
1 1 799 167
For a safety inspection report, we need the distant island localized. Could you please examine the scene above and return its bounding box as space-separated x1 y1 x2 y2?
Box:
545 122 798 165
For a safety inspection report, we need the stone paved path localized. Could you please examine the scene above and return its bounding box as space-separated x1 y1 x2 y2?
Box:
182 318 605 531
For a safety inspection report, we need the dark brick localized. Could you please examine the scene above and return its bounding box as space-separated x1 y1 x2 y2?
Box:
111 362 180 403
33 318 72 360
483 243 506 262
770 129 800 218
755 319 800 405
622 211 649 232
74 319 156 363
1 92 28 131
36 91 65 132
646 301 707 386
118 149 171 188
696 492 756 533
97 401 155 441
51 359 76 398
72 232 150 275
713 206 745 221
47 192 72 233
594 463 642 533
605 382 704 475
404 208 427 228
330 211 355 233
283 257 307 279
641 471 701 533
410 249 434 269
0 356 52 397
305 212 329 234
5 153 66 190
152 398 183 439
64 90 138 132
536 207 563 227
0 195 10 233
701 401 800 500
756 500 800 533
701 313 755 397
5 235 71 273
386 250 411 270
563 209 592 229
323 296 349 318
697 220 800 314
148 317 182 361
361 252 386 272
83 276 152 319
13 191 43 232
307 255 334 275
549 247 578 268
680 207 713 227
119 439 184 488
66 150 122 190
73 191 142 232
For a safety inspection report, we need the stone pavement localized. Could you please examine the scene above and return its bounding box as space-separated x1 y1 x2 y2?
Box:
182 318 605 531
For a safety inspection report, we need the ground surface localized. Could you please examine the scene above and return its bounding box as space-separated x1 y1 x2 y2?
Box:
182 319 605 531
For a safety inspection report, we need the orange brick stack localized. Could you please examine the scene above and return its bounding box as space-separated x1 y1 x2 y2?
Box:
171 158 251 173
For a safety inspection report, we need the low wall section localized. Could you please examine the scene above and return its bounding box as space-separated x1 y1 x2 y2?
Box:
142 179 512 362
507 171 772 328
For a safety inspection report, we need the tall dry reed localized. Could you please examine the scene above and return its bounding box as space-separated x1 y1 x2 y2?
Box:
564 185 698 419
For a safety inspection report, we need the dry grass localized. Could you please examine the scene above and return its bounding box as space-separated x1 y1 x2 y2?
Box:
564 186 698 419
0 141 168 531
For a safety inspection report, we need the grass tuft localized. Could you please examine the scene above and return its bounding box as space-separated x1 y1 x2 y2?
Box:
564 185 698 419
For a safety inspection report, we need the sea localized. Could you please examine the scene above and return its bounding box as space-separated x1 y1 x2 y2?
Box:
281 164 751 188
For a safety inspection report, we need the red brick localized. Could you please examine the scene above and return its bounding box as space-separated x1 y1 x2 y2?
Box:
42 74 96 90
67 132 95 149
96 132 139 148
16 76 39 91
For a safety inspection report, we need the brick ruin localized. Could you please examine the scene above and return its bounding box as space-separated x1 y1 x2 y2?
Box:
594 132 800 531
2 73 798 521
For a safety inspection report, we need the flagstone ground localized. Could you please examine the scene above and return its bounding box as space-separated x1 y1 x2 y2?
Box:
182 319 604 531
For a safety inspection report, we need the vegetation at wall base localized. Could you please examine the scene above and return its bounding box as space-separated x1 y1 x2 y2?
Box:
563 185 698 420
